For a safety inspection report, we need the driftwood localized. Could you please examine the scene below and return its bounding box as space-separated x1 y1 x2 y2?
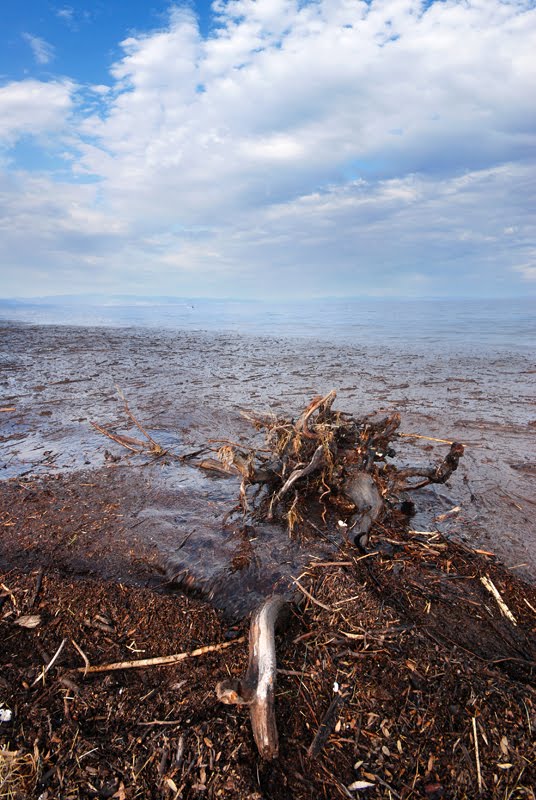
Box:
91 389 464 541
395 441 465 491
215 391 464 542
216 595 287 759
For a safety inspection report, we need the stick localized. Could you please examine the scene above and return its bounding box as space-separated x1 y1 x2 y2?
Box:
31 638 66 686
72 639 91 676
116 386 163 452
399 432 455 445
307 688 349 758
292 577 334 612
90 422 144 453
216 595 287 759
29 568 44 608
77 637 245 674
472 717 483 794
396 442 465 491
480 576 517 625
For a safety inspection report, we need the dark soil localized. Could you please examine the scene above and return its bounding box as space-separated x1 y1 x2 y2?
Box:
1 471 535 799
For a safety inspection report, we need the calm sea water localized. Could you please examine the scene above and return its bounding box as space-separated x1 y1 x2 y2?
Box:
0 297 534 353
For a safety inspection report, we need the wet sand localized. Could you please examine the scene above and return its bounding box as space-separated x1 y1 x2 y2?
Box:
1 322 535 608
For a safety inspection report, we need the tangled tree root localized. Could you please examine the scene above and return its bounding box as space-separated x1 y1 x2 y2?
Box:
217 390 464 545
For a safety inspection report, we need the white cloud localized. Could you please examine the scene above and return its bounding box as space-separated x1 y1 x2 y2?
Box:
22 33 55 65
0 79 74 145
77 0 535 224
1 0 535 296
57 6 74 24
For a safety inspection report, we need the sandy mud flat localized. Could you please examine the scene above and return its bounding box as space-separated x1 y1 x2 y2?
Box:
1 322 535 586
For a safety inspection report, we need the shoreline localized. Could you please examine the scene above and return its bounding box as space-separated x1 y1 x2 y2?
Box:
1 320 535 582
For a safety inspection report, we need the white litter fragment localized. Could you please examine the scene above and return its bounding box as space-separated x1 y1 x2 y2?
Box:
348 780 375 791
0 708 13 723
333 681 339 693
15 614 41 629
337 520 348 528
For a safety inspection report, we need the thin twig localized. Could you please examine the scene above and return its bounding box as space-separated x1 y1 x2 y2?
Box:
472 716 483 793
76 637 246 674
399 432 455 445
116 386 162 451
292 577 334 612
72 639 91 676
480 576 517 625
31 638 67 686
307 688 349 758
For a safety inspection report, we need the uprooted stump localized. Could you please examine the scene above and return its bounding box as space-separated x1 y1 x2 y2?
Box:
216 390 464 548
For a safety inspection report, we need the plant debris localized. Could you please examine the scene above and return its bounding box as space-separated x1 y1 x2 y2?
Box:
214 391 464 546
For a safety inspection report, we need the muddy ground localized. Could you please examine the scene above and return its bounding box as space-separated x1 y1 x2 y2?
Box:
1 323 535 798
1 323 535 579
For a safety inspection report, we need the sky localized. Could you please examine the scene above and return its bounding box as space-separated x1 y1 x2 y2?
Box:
0 0 535 300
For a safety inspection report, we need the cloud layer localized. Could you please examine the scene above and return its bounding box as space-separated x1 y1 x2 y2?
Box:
1 0 535 297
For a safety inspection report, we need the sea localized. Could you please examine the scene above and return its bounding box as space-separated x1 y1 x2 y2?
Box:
0 296 534 353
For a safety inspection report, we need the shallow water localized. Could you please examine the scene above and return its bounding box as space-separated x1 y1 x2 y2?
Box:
1 296 535 352
0 306 535 613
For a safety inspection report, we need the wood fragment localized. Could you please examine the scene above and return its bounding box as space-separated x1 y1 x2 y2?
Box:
472 716 483 794
216 595 287 759
307 688 349 759
28 568 44 608
15 614 41 628
480 576 517 625
77 636 245 674
31 638 66 686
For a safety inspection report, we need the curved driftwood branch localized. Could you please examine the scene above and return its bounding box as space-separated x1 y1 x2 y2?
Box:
396 442 465 491
216 594 287 759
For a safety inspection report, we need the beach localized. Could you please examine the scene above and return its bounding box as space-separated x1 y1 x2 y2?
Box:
1 309 535 798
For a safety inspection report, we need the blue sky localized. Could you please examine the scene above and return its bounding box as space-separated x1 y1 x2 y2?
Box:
0 0 535 299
